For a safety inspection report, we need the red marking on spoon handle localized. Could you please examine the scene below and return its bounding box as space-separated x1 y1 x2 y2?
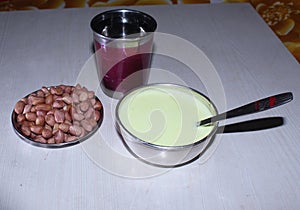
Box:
269 96 276 107
254 94 291 111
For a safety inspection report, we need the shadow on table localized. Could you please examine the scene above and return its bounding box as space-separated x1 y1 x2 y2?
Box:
174 117 285 167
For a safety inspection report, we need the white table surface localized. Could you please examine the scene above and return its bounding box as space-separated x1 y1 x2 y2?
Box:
1 3 299 210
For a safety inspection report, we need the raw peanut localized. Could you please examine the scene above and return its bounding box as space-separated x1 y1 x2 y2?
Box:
64 133 69 141
54 109 64 123
69 125 82 136
89 98 96 106
47 109 55 115
42 128 52 139
94 110 101 122
23 104 32 114
84 107 94 119
89 118 98 128
59 85 66 90
45 94 54 104
79 101 90 112
35 116 45 126
58 123 69 133
64 111 72 122
81 119 93 132
70 106 76 116
17 114 26 123
55 86 64 95
45 114 55 127
71 92 79 103
94 100 102 110
44 124 52 131
79 91 88 102
52 100 65 108
41 86 50 95
52 123 59 135
54 130 64 144
20 98 27 103
63 104 71 112
79 127 86 138
82 86 88 92
21 125 31 136
75 84 81 89
50 86 62 95
30 133 37 139
64 120 72 126
22 121 35 127
62 95 72 104
36 90 45 97
88 91 95 99
14 101 25 114
25 112 37 122
73 121 80 126
65 135 78 142
47 137 55 144
53 95 63 101
30 125 43 135
28 95 45 105
73 113 85 121
36 110 46 117
35 136 47 143
65 86 72 93
35 104 52 111
75 105 83 115
30 106 36 112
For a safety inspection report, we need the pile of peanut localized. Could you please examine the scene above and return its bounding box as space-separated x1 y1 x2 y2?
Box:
13 84 103 144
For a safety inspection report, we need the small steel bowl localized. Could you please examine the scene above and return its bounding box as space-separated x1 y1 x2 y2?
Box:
115 84 218 167
12 86 104 148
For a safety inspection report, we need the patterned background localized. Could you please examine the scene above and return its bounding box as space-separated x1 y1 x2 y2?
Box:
1 0 300 63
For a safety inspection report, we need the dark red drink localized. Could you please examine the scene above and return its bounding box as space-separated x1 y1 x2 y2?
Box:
94 38 153 94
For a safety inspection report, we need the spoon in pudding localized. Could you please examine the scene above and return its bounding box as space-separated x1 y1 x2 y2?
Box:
196 92 293 126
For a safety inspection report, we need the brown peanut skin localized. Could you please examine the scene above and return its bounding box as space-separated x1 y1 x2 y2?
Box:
69 125 82 136
54 109 64 123
30 125 43 135
14 101 25 114
35 104 52 112
45 114 55 127
17 114 26 123
45 94 54 104
28 95 45 105
25 112 37 122
81 119 93 132
42 128 52 139
54 130 64 144
21 125 31 136
23 104 32 114
35 116 45 126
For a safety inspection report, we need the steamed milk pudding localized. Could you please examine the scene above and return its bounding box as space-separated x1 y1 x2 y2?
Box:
117 85 217 147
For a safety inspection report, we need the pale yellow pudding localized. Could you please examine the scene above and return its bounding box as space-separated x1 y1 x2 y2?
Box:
117 84 217 147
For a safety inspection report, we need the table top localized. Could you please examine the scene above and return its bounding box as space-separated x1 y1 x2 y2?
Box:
1 3 299 210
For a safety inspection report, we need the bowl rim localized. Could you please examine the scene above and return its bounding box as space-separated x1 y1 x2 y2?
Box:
115 83 219 151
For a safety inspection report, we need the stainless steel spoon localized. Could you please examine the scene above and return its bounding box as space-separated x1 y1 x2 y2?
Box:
197 92 293 126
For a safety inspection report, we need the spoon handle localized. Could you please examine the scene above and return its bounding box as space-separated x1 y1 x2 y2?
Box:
197 92 293 126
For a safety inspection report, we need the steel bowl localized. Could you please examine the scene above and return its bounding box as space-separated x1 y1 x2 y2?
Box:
115 84 218 167
12 86 104 148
